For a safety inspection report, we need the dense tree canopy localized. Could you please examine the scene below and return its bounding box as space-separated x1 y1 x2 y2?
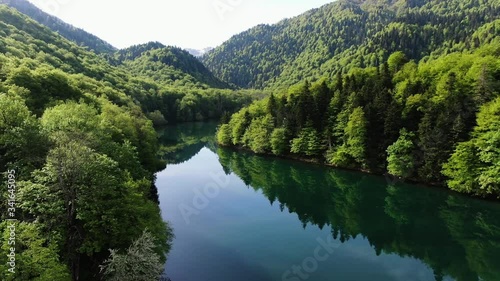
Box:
203 0 500 90
2 0 500 280
443 97 500 197
0 4 256 280
219 39 500 198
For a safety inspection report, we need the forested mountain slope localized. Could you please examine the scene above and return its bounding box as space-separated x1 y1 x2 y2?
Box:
0 5 257 280
218 38 500 198
0 0 116 53
203 0 500 90
0 0 230 89
0 5 169 281
111 42 230 89
0 4 257 123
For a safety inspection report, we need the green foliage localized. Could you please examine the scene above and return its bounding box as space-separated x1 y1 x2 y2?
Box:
344 107 367 164
148 110 168 127
387 129 416 178
0 222 70 281
203 0 500 90
0 6 193 280
387 51 408 74
329 107 368 168
219 41 500 197
443 97 500 198
229 109 252 145
216 124 232 146
442 141 480 194
0 94 48 174
270 128 288 155
328 145 353 168
291 126 323 157
242 115 274 154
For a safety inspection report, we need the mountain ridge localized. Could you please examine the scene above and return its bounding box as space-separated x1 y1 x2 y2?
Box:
110 42 229 89
0 0 117 53
0 1 230 89
202 0 500 90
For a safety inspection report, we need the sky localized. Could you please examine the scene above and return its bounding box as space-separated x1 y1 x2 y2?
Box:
27 0 334 50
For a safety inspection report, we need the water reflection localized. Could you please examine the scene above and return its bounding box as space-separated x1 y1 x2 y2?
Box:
158 122 500 281
157 122 218 164
216 148 500 281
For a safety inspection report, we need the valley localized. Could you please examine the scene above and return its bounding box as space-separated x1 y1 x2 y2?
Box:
0 0 499 280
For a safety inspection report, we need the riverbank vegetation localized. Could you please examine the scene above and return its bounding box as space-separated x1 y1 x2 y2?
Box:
218 42 500 198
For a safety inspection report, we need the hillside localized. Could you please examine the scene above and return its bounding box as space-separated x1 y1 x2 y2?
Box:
0 0 116 53
0 0 229 89
0 4 256 122
0 0 227 89
218 21 500 199
203 0 500 89
0 4 169 280
112 42 229 89
0 4 259 280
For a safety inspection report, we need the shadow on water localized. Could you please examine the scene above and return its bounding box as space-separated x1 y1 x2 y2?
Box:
216 147 500 281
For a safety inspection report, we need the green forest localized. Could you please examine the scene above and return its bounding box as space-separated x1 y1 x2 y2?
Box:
0 3 256 281
203 0 500 90
1 0 500 279
215 0 500 199
218 43 500 198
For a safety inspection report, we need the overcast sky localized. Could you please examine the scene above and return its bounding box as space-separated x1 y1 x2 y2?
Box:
27 0 333 50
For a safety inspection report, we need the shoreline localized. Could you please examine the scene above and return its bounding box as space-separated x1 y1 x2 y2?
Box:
217 144 500 203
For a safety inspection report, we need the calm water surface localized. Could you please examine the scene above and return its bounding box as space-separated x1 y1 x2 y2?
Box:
156 122 500 281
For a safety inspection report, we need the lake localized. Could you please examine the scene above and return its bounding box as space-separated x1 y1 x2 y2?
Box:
156 122 500 281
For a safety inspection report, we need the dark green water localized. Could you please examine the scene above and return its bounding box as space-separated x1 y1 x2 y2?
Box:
156 122 500 281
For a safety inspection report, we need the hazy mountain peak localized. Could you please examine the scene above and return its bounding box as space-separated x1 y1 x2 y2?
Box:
186 47 214 57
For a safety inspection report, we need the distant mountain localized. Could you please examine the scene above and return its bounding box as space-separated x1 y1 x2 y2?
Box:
113 41 167 62
0 5 252 123
0 0 230 89
113 42 229 89
0 0 116 53
186 47 214 57
203 0 500 89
